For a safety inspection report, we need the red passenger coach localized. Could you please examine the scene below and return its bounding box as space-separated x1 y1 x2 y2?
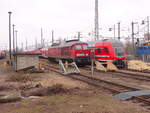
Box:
23 48 48 58
48 40 89 65
88 39 126 68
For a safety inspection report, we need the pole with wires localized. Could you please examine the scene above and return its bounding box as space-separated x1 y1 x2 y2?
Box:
131 22 135 56
94 0 99 40
118 22 120 40
147 16 150 40
12 24 15 53
114 24 116 39
15 30 18 53
8 12 12 60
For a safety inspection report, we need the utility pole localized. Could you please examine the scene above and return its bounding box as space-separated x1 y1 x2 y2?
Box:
118 22 120 40
77 32 81 41
26 38 28 50
114 24 116 39
95 0 99 40
131 22 135 56
147 16 150 40
41 28 43 47
52 30 54 44
12 24 15 53
15 30 18 52
35 38 37 49
8 12 12 60
21 42 23 51
43 38 45 47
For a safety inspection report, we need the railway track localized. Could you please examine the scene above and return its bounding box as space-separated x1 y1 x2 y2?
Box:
110 70 150 82
40 60 150 109
83 66 150 82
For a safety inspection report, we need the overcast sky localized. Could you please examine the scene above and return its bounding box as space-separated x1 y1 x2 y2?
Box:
0 0 149 49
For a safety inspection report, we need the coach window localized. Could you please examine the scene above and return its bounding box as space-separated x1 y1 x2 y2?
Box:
75 45 82 50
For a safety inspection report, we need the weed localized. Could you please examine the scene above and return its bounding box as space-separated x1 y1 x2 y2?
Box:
7 73 37 82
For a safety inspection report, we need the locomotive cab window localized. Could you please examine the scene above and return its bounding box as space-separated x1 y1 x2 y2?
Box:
83 45 88 50
104 48 109 54
115 47 123 57
97 49 101 54
74 45 82 50
88 43 95 48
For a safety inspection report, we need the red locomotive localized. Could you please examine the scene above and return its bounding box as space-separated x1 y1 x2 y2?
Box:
88 39 126 68
22 39 126 67
48 40 89 65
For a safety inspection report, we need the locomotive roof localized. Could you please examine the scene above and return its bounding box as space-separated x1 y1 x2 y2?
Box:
87 39 123 46
50 40 86 48
88 39 120 43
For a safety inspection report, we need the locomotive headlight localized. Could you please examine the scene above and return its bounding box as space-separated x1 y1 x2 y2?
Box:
77 53 88 57
77 54 84 56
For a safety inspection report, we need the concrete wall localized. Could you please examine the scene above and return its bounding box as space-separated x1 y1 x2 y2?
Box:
13 54 40 71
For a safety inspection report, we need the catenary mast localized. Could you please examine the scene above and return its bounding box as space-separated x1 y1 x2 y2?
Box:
95 0 99 40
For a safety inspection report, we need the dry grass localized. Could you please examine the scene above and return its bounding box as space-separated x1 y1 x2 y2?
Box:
3 91 149 113
0 84 14 91
46 84 67 94
21 84 67 97
6 73 41 82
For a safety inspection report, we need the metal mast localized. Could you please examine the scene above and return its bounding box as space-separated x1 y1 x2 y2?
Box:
52 30 54 44
8 12 12 60
41 28 43 47
12 24 15 53
147 16 150 40
15 30 18 52
118 22 120 40
95 0 99 40
26 38 28 50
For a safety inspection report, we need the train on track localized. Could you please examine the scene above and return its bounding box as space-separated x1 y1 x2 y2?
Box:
48 40 90 65
23 39 126 67
88 39 126 68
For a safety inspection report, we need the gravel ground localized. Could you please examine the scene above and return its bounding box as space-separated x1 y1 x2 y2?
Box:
0 59 149 113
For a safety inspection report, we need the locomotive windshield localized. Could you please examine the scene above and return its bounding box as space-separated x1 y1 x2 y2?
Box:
83 45 88 50
74 45 82 50
111 40 124 57
115 47 124 57
74 44 88 50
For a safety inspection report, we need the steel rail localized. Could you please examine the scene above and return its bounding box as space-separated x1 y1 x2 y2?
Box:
40 60 150 108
